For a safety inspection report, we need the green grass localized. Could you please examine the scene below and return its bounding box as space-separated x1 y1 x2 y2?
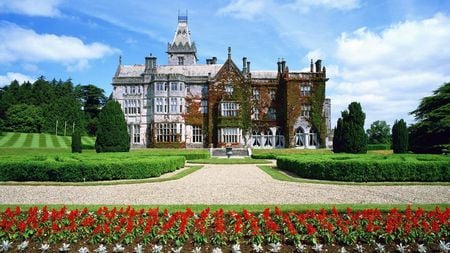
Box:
258 165 450 186
0 203 447 213
0 132 96 149
188 157 272 164
0 165 203 186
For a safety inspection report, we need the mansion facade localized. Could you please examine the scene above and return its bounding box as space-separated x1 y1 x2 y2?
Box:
112 15 332 148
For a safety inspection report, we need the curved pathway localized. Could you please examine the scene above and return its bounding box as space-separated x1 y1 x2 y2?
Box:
0 164 448 205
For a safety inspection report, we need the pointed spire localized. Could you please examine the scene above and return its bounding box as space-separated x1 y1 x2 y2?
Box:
228 46 231 60
119 55 122 65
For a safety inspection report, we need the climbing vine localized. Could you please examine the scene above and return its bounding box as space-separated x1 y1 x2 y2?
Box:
310 80 327 148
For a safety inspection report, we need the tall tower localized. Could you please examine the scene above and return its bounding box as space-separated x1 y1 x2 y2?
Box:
167 12 197 65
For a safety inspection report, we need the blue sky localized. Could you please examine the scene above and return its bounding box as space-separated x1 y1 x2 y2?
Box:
1 0 449 129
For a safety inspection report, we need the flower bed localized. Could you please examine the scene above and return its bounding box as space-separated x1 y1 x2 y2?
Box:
0 206 449 252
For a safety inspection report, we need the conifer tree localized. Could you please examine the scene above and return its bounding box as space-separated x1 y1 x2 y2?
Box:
392 119 408 153
333 102 367 153
95 100 130 152
71 129 82 153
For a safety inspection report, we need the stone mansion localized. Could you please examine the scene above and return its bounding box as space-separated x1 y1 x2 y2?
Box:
112 15 332 148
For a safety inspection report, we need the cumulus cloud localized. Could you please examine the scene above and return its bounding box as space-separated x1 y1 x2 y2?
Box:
329 13 450 127
217 0 269 20
0 72 35 87
0 0 63 17
0 22 119 71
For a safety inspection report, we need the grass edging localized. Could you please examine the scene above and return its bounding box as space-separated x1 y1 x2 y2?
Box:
0 203 447 213
258 165 450 186
0 165 203 186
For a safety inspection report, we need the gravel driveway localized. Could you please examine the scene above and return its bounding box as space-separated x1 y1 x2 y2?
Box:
0 164 448 205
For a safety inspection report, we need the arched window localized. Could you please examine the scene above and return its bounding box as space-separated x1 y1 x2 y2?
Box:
275 128 284 148
252 130 261 147
295 127 306 147
309 128 318 147
264 129 273 147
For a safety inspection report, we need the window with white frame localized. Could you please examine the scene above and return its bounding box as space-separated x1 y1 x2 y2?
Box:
178 57 184 65
201 100 208 114
252 108 259 120
124 99 141 115
220 102 239 117
301 85 311 96
155 98 164 113
301 104 311 117
192 125 203 143
133 125 140 143
156 82 164 91
267 107 276 120
269 89 276 100
155 123 181 143
179 98 183 113
170 97 178 113
171 82 178 91
252 88 260 100
221 128 239 143
225 83 233 95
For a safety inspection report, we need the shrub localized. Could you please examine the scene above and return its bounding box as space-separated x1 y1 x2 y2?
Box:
0 155 185 182
276 155 450 182
71 130 82 153
333 102 367 153
95 100 130 152
392 119 408 153
367 144 390 150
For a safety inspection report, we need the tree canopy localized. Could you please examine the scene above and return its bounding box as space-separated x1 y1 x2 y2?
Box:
366 120 391 144
333 102 367 153
409 82 450 153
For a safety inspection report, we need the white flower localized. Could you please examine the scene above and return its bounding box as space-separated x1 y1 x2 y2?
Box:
312 243 324 252
295 243 306 252
79 247 90 253
440 241 450 253
59 243 71 252
269 242 282 252
152 244 163 253
252 244 264 252
418 244 427 253
355 244 364 253
171 247 183 253
95 244 108 253
396 243 408 253
375 243 385 253
212 247 223 253
2 240 13 252
232 244 241 253
134 244 144 253
191 247 202 253
17 241 29 251
113 244 125 253
338 246 348 253
39 243 50 252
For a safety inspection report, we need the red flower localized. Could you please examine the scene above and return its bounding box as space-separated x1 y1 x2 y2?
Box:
306 223 316 235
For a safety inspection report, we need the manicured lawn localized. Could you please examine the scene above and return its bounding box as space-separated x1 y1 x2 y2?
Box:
188 157 271 164
0 132 96 149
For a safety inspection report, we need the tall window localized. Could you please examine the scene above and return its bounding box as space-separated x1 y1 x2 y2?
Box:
170 97 178 113
133 125 140 143
192 125 203 143
171 82 178 91
124 99 141 115
155 123 181 143
301 85 311 96
252 88 260 100
156 82 165 91
201 100 208 114
220 102 239 117
225 84 233 95
178 57 184 65
301 104 311 117
156 98 165 113
252 108 259 120
221 128 239 143
269 89 276 100
267 107 276 120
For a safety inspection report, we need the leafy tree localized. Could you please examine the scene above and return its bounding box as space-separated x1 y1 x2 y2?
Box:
366 120 391 144
75 84 106 135
71 129 82 153
409 82 450 153
333 102 367 153
5 104 44 133
392 119 408 153
95 100 130 152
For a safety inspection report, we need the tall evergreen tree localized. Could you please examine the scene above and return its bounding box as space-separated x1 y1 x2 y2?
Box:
95 100 130 152
71 129 82 153
392 119 409 153
333 102 367 153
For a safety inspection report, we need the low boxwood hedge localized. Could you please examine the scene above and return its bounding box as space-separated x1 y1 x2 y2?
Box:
0 155 185 182
277 155 450 182
367 144 391 150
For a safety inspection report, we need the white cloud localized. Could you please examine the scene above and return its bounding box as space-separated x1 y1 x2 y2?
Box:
0 22 119 71
217 0 269 20
0 0 63 17
0 72 35 87
288 0 360 11
329 13 450 128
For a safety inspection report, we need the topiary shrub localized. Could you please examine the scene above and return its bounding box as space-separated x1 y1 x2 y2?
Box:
333 102 367 153
95 100 130 152
392 119 408 153
71 129 82 153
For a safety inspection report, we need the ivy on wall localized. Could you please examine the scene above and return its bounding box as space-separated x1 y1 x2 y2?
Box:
310 80 327 148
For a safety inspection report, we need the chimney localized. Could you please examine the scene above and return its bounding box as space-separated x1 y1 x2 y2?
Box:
227 46 231 60
281 58 286 73
322 66 326 75
247 61 251 73
310 59 314 72
212 57 217 64
277 59 281 73
315 59 322 73
145 54 157 72
242 57 247 73
206 59 211 64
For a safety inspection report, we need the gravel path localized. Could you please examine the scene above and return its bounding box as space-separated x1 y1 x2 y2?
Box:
0 164 449 205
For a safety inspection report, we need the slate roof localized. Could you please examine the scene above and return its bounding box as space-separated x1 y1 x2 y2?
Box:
116 64 223 78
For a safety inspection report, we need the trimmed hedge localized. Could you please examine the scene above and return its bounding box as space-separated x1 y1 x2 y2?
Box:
0 155 185 182
367 144 391 150
277 155 450 182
